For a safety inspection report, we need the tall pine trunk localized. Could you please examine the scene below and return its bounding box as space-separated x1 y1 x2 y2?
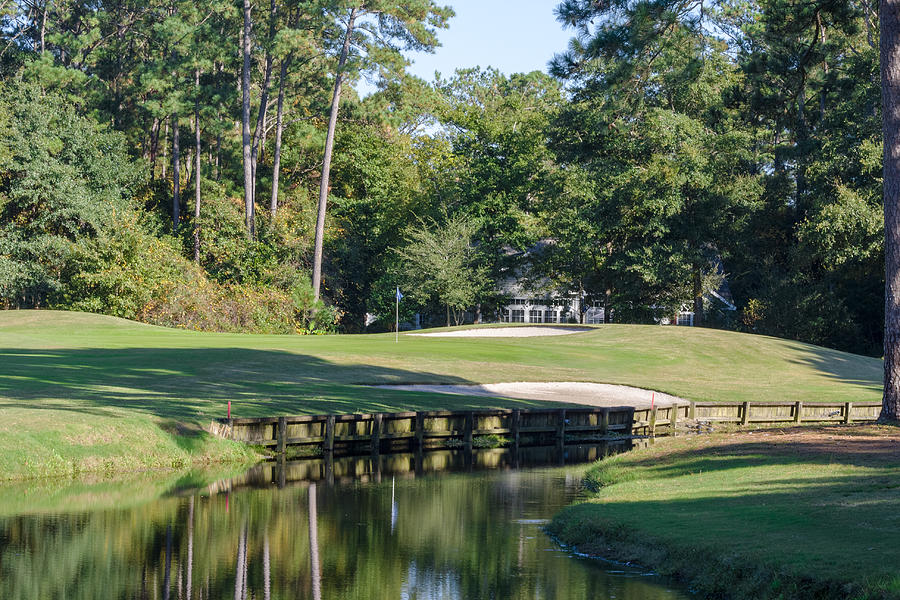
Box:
312 7 357 301
162 119 168 180
172 113 180 234
251 0 277 206
881 0 900 421
194 68 202 263
270 56 289 218
149 117 160 177
241 0 254 239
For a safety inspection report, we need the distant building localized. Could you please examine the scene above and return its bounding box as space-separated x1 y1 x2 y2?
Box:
495 277 606 324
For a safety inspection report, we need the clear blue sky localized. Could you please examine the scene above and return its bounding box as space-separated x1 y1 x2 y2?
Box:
407 1 574 81
358 1 574 94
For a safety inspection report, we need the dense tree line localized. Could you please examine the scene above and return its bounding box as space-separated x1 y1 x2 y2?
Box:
0 0 888 355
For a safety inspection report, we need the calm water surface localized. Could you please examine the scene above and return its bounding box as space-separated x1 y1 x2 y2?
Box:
0 445 691 599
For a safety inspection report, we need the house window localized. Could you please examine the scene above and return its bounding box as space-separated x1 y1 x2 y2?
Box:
529 309 543 323
500 309 510 323
677 312 694 326
511 309 525 323
544 310 558 323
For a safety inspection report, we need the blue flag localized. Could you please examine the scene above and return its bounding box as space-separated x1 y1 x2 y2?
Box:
396 287 403 301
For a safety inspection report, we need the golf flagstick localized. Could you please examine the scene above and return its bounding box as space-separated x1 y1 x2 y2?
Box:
395 287 402 343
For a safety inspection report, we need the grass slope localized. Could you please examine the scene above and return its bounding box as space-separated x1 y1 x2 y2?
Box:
548 426 900 599
0 310 883 480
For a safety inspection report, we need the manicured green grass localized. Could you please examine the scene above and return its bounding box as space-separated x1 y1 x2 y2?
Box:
548 425 900 600
0 310 883 480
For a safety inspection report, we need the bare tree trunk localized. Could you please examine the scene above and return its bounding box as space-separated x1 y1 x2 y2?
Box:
40 1 47 52
194 68 202 263
215 116 222 181
162 119 168 180
818 13 828 124
861 0 876 50
881 0 900 421
241 0 254 239
251 0 277 208
692 264 703 327
270 56 290 218
150 117 161 177
312 7 358 301
172 114 180 234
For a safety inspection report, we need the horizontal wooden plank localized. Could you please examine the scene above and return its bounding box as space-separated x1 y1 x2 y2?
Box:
379 432 416 440
473 428 512 435
518 426 559 434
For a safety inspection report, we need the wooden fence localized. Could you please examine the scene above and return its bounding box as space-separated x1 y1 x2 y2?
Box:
209 400 882 455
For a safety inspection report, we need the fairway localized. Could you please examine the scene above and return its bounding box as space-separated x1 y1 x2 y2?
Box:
0 310 883 479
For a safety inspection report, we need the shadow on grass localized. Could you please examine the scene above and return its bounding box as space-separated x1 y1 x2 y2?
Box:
784 340 882 392
0 347 559 421
556 477 900 597
601 429 900 481
561 430 900 598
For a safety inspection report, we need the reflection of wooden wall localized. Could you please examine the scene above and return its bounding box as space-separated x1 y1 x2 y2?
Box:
210 401 882 454
208 440 646 492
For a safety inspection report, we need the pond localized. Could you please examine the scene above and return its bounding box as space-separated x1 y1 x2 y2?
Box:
0 444 692 599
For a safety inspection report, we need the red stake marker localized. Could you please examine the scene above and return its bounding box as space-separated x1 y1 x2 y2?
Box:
651 392 655 409
228 401 232 420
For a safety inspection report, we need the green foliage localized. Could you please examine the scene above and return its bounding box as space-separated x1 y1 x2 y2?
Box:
0 80 319 333
0 0 890 354
0 80 144 307
327 123 426 330
394 214 488 324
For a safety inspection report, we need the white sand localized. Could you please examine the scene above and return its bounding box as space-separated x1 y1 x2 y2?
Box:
375 381 686 408
408 326 589 338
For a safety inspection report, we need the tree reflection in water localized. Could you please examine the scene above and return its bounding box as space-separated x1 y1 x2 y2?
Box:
0 444 690 600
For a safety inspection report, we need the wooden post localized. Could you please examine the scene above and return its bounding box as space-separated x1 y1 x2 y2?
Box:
325 450 334 485
741 401 750 426
371 413 382 455
277 454 286 489
557 409 566 449
670 404 679 435
689 401 696 420
844 401 853 424
276 417 286 455
324 415 335 453
464 412 474 451
625 408 635 437
511 409 520 447
415 412 425 449
414 446 424 477
600 408 609 435
649 406 658 437
794 401 803 423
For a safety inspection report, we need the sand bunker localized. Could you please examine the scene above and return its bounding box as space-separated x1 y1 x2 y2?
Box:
408 326 589 338
375 381 686 409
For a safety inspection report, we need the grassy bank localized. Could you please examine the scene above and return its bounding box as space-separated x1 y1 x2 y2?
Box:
548 425 900 599
0 310 883 480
